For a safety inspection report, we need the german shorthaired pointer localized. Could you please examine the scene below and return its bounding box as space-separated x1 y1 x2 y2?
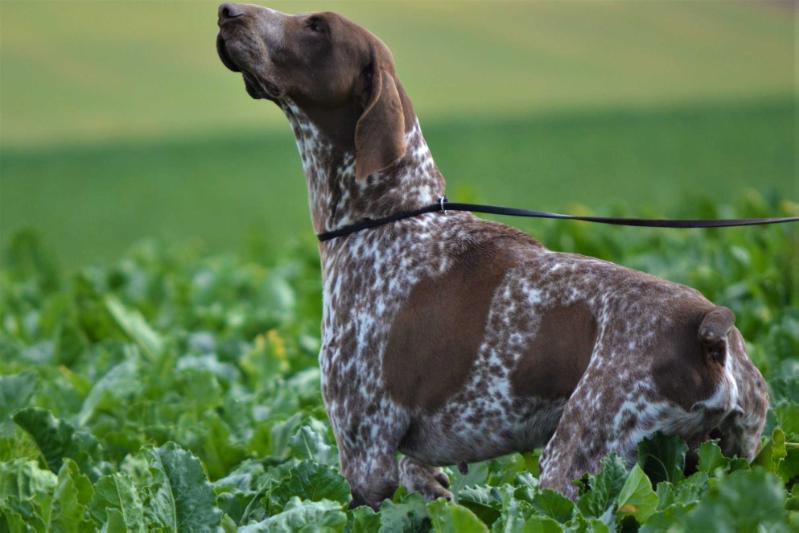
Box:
216 4 768 507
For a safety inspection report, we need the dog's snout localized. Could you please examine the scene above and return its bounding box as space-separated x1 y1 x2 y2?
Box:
218 3 245 22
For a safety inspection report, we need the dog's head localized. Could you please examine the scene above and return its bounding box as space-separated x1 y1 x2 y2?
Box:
217 3 412 180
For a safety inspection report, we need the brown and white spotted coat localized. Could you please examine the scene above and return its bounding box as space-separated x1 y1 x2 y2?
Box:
216 3 769 506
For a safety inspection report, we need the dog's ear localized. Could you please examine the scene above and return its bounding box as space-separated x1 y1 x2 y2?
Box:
354 55 406 181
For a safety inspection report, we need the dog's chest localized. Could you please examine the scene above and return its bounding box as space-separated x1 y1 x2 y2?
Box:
318 215 451 397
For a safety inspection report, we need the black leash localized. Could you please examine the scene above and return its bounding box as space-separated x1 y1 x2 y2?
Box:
317 196 799 242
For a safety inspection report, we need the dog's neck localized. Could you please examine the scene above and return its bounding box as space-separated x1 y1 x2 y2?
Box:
280 100 446 237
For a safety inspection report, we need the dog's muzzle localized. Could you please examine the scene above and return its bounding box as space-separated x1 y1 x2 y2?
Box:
216 34 281 100
216 34 241 73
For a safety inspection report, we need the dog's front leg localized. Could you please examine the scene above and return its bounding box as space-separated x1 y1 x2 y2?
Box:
339 444 400 509
329 396 411 509
714 329 768 460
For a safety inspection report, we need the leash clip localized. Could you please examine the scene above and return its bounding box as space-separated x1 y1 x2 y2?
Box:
439 196 448 214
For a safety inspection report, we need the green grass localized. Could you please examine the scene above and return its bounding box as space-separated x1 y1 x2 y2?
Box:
0 1 793 146
1 1 794 266
2 97 795 267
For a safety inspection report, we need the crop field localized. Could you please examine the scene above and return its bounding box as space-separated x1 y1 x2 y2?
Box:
0 0 797 530
1 194 798 530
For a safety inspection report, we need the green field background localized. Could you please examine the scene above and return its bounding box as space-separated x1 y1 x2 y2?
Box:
0 0 796 266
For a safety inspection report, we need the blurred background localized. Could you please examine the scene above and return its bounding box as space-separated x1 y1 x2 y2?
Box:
0 0 795 267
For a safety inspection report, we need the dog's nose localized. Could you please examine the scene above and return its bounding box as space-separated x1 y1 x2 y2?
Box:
218 3 245 22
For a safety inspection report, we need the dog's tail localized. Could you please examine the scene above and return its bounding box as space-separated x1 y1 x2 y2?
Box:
698 306 735 365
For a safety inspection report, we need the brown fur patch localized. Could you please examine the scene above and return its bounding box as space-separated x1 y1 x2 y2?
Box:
511 302 598 400
652 305 724 411
383 240 516 411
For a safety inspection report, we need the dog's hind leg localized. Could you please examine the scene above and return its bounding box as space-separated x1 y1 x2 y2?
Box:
399 456 452 501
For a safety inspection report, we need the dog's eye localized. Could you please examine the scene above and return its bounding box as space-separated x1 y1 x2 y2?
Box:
306 16 327 34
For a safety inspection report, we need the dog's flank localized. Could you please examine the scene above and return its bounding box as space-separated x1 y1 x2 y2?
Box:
216 3 768 507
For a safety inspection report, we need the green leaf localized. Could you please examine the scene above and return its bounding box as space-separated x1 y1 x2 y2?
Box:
349 505 381 533
637 432 687 485
486 454 529 486
577 454 628 517
779 445 799 485
0 371 37 420
105 295 164 360
696 440 729 475
287 420 338 465
531 489 573 523
427 499 488 532
212 459 267 494
655 472 708 509
78 356 140 426
240 497 346 532
269 413 305 459
753 427 787 475
268 460 350 511
216 491 253 526
0 507 28 533
683 468 788 531
12 407 102 478
73 273 126 343
105 508 128 533
521 515 563 533
449 462 489 495
616 464 658 523
775 403 799 440
89 472 145 531
379 490 430 533
191 411 250 481
50 458 95 532
457 484 502 525
147 442 222 532
639 503 694 533
490 485 534 533
54 320 89 367
0 459 58 528
564 511 612 533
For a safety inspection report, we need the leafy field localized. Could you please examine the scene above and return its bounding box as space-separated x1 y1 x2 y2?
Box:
1 192 797 531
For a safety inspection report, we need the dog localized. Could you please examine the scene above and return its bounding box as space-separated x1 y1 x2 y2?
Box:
216 3 768 507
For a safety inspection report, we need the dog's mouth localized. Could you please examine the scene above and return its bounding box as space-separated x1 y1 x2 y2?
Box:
217 33 282 101
216 33 240 73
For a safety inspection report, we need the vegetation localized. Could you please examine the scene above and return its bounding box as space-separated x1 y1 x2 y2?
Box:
1 1 795 530
1 192 797 530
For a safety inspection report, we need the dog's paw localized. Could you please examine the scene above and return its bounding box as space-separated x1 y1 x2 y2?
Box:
399 457 453 501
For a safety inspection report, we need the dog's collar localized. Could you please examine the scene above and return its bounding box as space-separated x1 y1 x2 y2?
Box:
316 196 799 242
317 197 450 242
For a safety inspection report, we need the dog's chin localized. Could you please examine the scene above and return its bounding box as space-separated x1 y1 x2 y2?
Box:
243 73 281 101
243 75 262 99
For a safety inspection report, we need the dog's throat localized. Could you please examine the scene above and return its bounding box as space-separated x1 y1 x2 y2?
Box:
280 102 446 238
